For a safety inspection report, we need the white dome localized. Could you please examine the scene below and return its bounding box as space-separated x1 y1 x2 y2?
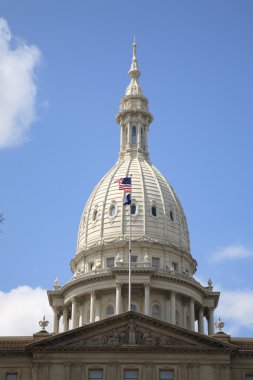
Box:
77 155 190 255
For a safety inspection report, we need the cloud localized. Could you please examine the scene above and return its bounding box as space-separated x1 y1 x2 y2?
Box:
0 286 53 335
0 18 41 148
215 289 253 336
210 244 252 263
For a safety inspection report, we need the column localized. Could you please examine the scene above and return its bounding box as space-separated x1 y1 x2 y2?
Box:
183 303 188 328
120 124 124 151
189 298 195 331
116 283 122 315
165 294 171 323
170 291 176 324
63 306 69 332
53 306 59 334
144 283 150 316
198 307 204 334
208 307 214 335
137 122 141 150
71 298 78 329
79 300 84 326
90 290 96 322
127 122 131 149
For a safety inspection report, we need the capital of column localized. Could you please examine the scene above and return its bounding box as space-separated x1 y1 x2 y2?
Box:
115 282 122 289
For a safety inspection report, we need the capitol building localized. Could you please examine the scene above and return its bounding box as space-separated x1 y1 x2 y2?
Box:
0 41 253 380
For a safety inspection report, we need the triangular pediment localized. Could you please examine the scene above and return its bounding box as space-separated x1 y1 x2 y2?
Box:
27 312 236 352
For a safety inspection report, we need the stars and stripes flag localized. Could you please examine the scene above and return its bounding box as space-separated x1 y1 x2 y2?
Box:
114 177 132 192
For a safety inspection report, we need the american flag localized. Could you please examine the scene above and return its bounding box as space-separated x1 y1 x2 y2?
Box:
114 177 132 192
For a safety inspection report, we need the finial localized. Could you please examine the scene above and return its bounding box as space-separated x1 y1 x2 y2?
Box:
133 37 136 59
207 278 213 291
128 38 140 80
54 277 60 290
39 316 49 331
215 316 225 333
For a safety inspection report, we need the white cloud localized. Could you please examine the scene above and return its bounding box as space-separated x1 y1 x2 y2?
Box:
0 286 53 335
210 244 252 263
215 289 253 336
0 18 41 148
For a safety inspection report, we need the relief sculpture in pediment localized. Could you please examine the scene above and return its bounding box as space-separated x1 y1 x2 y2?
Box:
65 320 194 347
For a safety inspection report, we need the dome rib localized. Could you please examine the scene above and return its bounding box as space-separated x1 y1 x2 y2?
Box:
100 160 125 239
148 162 167 241
137 158 146 236
84 165 117 246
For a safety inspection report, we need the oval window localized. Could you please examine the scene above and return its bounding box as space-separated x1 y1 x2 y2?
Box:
152 206 157 217
131 203 136 215
109 204 116 217
92 209 98 222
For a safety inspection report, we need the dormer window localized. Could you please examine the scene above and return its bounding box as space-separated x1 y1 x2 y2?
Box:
132 126 137 144
92 209 98 222
152 206 157 217
131 203 136 215
109 204 116 217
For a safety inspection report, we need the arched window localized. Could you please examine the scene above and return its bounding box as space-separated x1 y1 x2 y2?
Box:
152 206 157 217
152 304 161 319
131 303 137 312
132 126 137 144
131 203 136 215
106 305 114 316
109 204 116 217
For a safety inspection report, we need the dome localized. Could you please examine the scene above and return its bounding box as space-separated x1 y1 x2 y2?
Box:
76 39 190 258
48 41 219 338
77 156 190 255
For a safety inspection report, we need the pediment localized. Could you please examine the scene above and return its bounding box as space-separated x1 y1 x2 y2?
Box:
27 312 236 352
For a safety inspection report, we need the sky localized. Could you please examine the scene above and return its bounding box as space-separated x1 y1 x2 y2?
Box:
0 0 253 337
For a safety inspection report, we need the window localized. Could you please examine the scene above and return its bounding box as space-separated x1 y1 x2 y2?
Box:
89 262 94 270
141 127 143 144
109 204 116 217
172 262 178 272
152 257 160 268
131 256 138 264
92 209 98 222
131 304 137 312
246 376 253 380
106 257 114 268
152 304 161 319
160 370 173 380
131 203 136 215
151 206 157 217
6 375 18 380
106 305 114 316
169 210 174 221
124 370 138 380
132 126 137 144
89 370 103 380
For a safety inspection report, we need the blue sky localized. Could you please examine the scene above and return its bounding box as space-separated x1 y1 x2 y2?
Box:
1 0 253 336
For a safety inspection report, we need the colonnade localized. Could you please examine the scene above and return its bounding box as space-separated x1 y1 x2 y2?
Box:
52 283 215 336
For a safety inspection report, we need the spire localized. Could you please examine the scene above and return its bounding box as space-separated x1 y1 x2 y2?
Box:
126 38 142 96
115 40 153 160
128 37 141 80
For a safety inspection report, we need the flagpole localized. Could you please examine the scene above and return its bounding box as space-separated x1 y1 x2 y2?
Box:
128 200 132 311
